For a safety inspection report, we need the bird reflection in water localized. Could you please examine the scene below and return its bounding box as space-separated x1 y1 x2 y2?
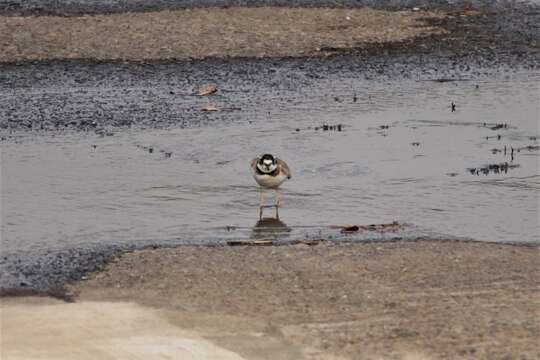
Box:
251 216 291 241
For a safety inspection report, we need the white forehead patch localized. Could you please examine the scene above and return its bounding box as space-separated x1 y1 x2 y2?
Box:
263 159 273 165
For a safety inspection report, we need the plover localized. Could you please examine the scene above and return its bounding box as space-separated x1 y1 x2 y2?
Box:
250 154 291 218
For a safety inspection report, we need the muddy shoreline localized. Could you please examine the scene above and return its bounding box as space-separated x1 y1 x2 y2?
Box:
1 54 538 132
1 237 537 297
41 239 539 359
2 239 539 359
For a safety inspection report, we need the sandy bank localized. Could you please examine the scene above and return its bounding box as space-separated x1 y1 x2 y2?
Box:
0 7 444 62
59 240 540 360
0 298 248 360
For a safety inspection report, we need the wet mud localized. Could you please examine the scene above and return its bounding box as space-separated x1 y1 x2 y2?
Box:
1 54 538 132
0 244 129 294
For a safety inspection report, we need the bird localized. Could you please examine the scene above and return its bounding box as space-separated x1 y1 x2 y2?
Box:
250 154 291 219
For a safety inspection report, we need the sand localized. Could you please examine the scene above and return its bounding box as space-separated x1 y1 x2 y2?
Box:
47 239 540 360
2 240 539 359
0 297 248 360
0 7 445 62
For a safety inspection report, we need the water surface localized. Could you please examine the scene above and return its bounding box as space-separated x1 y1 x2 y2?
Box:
1 72 539 256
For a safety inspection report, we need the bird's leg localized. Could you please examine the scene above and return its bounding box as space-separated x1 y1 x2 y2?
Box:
274 189 281 219
259 187 264 219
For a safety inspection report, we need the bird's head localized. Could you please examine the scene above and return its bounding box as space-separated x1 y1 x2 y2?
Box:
257 154 278 174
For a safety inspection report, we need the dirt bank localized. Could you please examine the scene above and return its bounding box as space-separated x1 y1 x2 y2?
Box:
0 7 445 62
64 240 540 360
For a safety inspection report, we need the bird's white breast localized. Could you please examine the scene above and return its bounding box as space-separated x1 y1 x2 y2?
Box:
253 173 287 188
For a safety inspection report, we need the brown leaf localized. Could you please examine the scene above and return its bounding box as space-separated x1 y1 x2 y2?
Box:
201 105 219 112
197 85 218 96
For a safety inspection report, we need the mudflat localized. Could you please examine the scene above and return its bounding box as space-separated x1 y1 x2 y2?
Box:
0 7 444 62
50 240 540 360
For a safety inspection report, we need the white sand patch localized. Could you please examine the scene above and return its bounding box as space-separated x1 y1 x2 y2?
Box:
0 299 246 360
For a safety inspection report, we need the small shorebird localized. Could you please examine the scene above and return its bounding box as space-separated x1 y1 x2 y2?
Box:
250 154 291 219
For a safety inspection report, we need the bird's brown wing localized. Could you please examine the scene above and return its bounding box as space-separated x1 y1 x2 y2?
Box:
277 158 291 179
250 157 259 173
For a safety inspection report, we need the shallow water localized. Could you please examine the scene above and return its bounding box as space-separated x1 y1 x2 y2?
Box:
1 71 539 256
